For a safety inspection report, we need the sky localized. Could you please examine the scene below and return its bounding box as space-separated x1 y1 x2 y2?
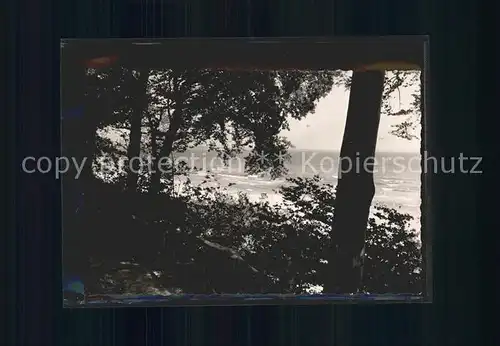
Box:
103 71 421 153
282 84 421 153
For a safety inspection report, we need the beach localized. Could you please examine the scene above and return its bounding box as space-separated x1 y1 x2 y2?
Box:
172 148 422 231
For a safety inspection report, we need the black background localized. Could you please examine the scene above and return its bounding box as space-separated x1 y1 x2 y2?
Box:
4 0 487 345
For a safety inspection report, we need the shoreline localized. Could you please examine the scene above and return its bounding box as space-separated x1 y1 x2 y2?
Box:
170 172 422 232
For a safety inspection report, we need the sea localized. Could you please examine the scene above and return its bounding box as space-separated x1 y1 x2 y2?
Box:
173 148 422 231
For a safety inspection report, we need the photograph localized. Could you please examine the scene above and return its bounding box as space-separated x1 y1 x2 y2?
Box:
60 42 426 306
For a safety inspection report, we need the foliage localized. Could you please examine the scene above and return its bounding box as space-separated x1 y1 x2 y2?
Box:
63 67 423 296
71 176 422 295
363 205 422 293
91 69 340 186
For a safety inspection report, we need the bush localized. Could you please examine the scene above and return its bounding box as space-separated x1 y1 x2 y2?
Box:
65 175 422 295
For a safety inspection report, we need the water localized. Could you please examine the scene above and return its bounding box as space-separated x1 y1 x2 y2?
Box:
174 148 421 231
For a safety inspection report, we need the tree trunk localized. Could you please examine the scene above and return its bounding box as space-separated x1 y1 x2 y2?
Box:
125 69 150 192
324 71 385 294
149 128 159 178
149 82 185 195
148 112 183 195
61 60 100 294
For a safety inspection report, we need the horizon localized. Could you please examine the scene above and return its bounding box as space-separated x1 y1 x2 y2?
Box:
191 146 420 155
282 82 421 153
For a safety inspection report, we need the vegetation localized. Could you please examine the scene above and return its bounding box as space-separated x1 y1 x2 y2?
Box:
62 66 422 296
334 70 421 140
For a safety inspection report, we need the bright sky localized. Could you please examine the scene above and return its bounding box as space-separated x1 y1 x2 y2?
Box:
105 72 420 153
282 85 420 153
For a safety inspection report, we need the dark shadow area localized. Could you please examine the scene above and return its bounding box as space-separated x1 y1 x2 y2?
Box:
61 40 426 305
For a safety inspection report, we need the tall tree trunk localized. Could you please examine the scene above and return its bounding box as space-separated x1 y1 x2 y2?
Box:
61 60 100 295
149 81 185 195
125 69 150 192
149 110 183 195
324 71 385 294
149 128 159 176
148 122 161 190
61 59 85 277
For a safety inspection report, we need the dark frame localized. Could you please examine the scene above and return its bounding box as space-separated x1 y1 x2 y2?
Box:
61 37 424 70
61 36 431 307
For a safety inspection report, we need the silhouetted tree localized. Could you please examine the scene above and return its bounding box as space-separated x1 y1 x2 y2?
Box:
62 67 423 297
